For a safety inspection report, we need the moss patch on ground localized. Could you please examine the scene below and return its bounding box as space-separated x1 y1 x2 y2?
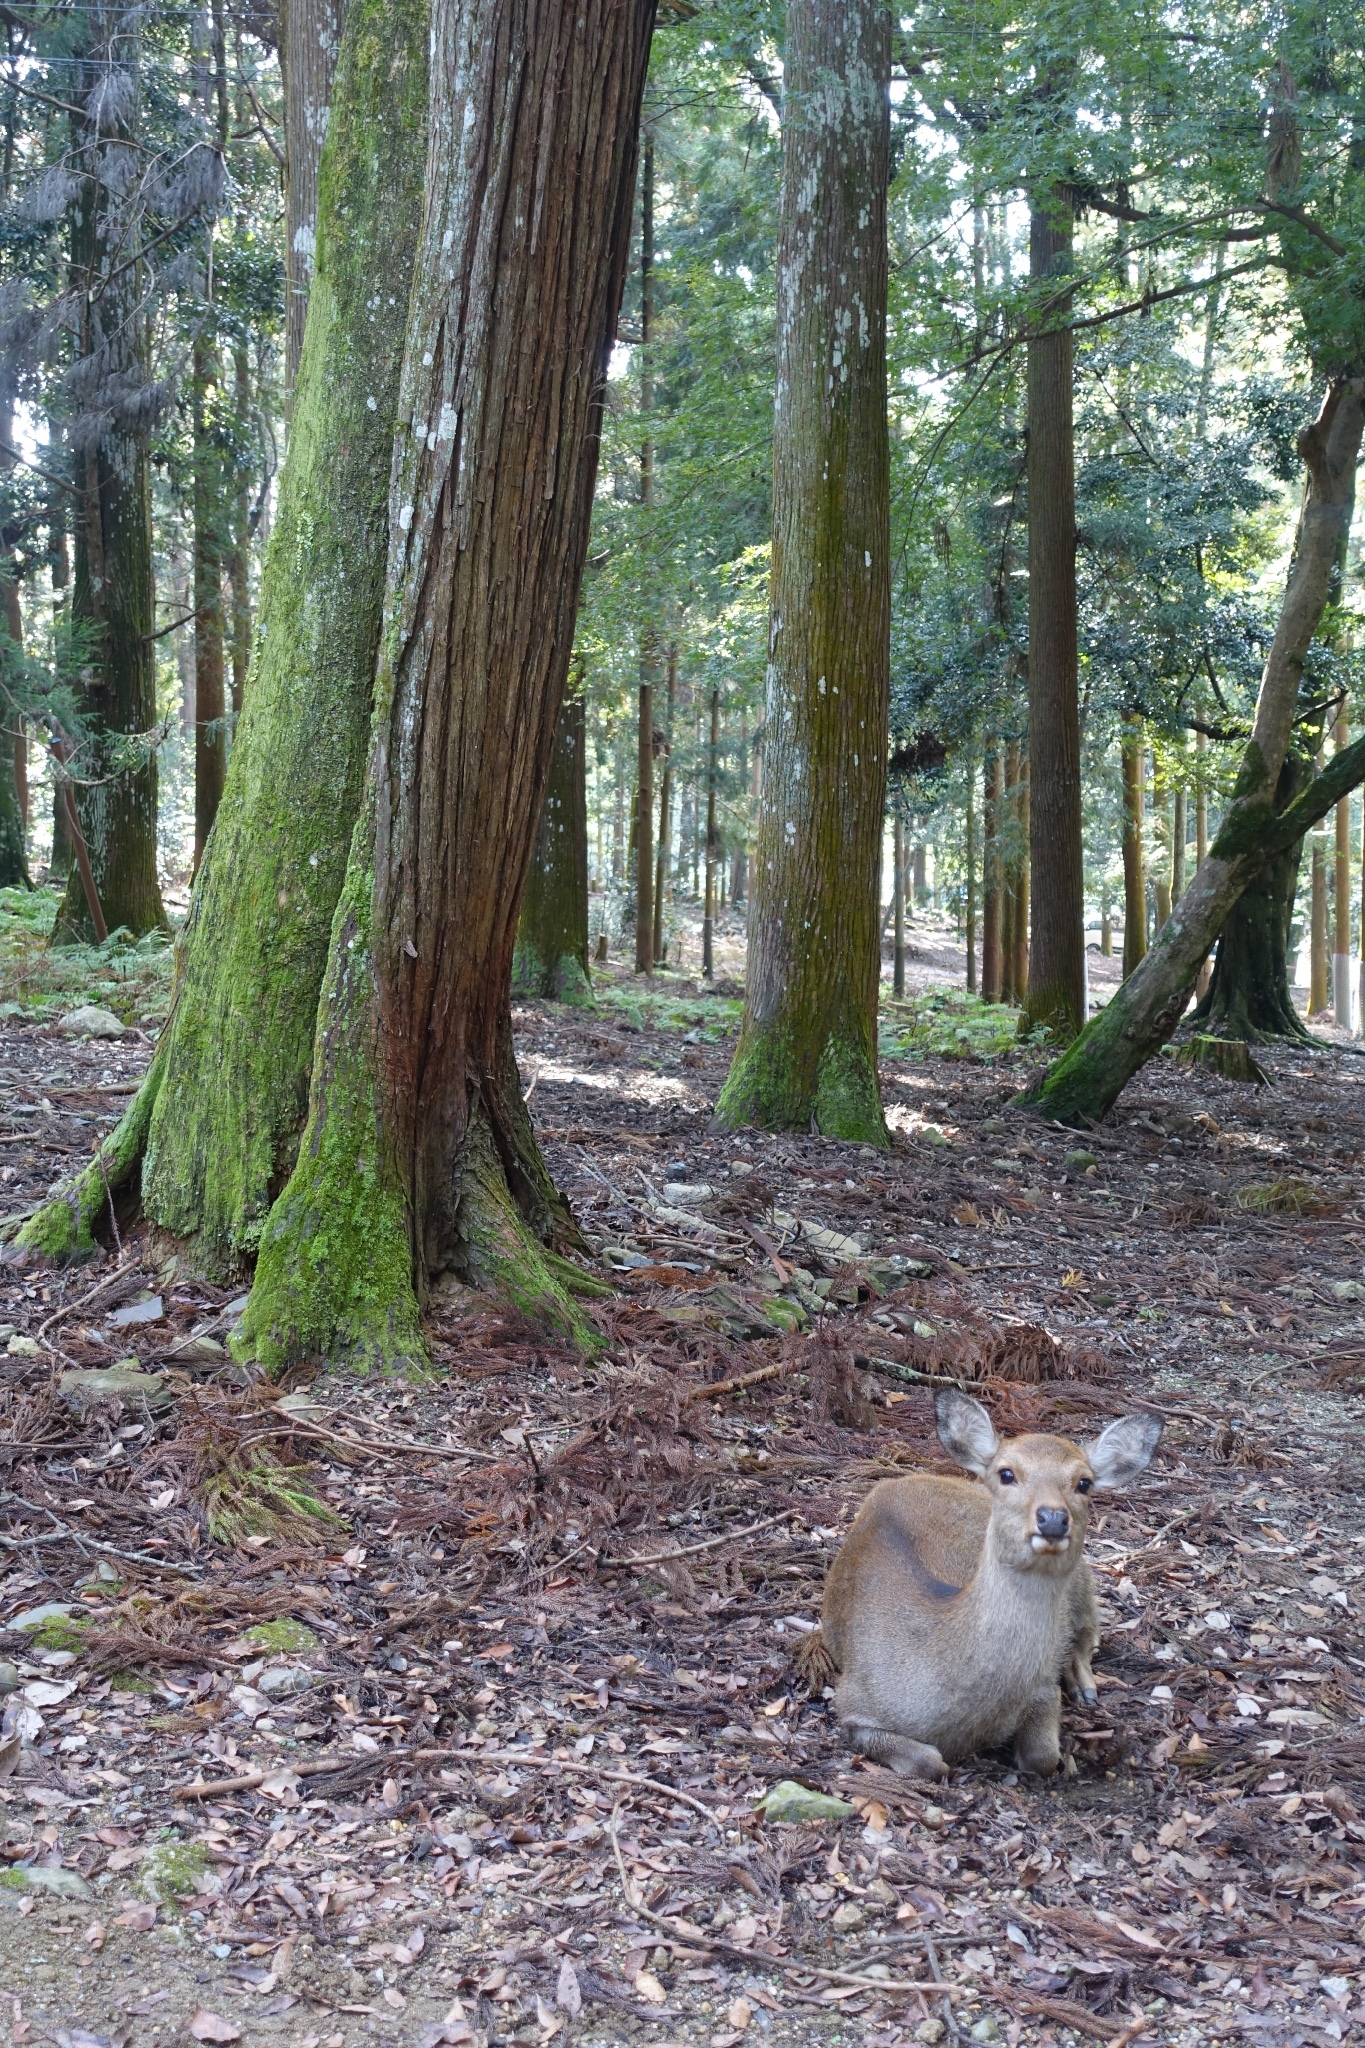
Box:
243 1618 318 1654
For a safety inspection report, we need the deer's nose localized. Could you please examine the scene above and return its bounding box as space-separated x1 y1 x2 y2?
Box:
1036 1506 1070 1541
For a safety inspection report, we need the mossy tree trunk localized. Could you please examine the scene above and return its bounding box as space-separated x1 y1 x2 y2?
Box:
239 0 655 1368
192 331 227 872
513 690 592 1004
1024 377 1365 1125
53 22 167 946
715 0 891 1144
1191 751 1312 1043
17 0 430 1266
1019 184 1085 1044
283 0 348 401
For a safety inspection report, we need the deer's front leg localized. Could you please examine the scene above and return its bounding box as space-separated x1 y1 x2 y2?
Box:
1013 1688 1062 1776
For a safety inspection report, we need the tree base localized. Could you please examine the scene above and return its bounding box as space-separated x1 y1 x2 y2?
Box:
9 1054 165 1259
715 1021 888 1145
1170 1035 1272 1086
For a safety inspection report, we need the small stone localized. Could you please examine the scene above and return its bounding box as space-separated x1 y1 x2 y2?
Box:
1332 1281 1365 1302
757 1780 853 1824
914 2022 946 2044
830 1902 865 1932
866 1877 898 1907
57 1004 127 1039
1 1864 91 1898
5 1336 39 1357
0 1664 18 1694
969 2022 1001 2043
58 1364 170 1415
1065 1148 1098 1169
256 1663 318 1699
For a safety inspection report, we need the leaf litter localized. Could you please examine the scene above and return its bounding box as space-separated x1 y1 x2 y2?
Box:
0 975 1363 2047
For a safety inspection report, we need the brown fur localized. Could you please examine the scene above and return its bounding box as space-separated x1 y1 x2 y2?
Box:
819 1388 1161 1778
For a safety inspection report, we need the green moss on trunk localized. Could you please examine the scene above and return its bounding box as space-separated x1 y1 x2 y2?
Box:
136 0 430 1276
512 693 592 1004
13 1046 166 1257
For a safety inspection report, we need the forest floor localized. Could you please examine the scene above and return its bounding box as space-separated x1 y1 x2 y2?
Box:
1 895 1364 2048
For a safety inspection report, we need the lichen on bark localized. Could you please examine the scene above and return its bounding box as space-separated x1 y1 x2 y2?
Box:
715 0 891 1147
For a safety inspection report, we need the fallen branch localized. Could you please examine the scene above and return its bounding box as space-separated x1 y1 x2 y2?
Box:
600 1507 797 1568
681 1362 785 1405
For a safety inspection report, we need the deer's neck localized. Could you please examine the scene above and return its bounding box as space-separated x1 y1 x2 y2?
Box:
954 1531 1073 1679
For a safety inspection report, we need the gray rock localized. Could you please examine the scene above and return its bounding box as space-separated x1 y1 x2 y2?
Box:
256 1663 319 1699
57 1005 127 1039
9 1602 75 1633
0 1664 19 1694
1 1864 91 1898
58 1365 170 1416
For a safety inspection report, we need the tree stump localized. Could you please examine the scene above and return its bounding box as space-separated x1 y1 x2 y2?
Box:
1171 1035 1271 1085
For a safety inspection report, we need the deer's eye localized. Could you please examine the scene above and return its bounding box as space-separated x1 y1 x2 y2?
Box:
997 1468 1017 1486
1076 1477 1093 1495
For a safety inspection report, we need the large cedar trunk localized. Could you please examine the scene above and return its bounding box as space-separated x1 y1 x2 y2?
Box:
513 692 592 1003
1020 187 1085 1041
1191 753 1312 1042
192 332 227 871
18 0 429 1264
283 0 348 398
1026 378 1365 1124
239 0 655 1368
53 21 167 946
715 0 891 1143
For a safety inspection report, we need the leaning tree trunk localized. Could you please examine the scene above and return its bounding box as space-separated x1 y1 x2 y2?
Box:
1019 184 1085 1042
715 0 891 1143
1025 377 1365 1124
52 32 167 946
237 0 656 1369
1191 751 1312 1042
512 691 592 1003
283 0 348 400
16 0 429 1265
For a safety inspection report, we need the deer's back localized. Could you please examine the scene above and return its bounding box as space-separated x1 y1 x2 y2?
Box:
822 1473 988 1663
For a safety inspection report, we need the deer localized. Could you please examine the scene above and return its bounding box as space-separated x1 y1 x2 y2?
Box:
816 1387 1162 1779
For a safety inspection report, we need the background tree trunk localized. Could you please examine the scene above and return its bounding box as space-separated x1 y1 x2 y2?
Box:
981 737 1002 1000
1025 378 1365 1125
53 18 167 945
1013 751 1030 1003
653 643 675 964
1310 823 1328 1012
240 0 655 1368
283 0 347 401
513 690 591 1003
1334 708 1352 1028
703 684 718 979
965 760 977 993
892 806 905 997
715 0 890 1144
1121 717 1146 978
1020 185 1085 1041
229 345 254 718
634 136 656 976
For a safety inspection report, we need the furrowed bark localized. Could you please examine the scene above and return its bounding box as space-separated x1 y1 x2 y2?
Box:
239 0 655 1369
1191 752 1312 1043
513 690 592 1004
14 0 432 1268
715 0 891 1144
192 331 227 872
1022 377 1365 1125
283 0 348 400
1019 185 1085 1043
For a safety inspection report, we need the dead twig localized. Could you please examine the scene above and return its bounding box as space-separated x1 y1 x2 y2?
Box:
35 1254 140 1343
600 1506 797 1568
681 1362 786 1405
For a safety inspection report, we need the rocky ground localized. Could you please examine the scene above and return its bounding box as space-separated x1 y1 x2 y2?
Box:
0 930 1363 2048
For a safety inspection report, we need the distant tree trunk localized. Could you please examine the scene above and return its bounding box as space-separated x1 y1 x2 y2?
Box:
1310 815 1328 1013
981 738 1002 1001
1013 751 1030 1002
1192 752 1312 1043
965 761 977 993
53 23 167 945
1153 761 1171 930
703 684 718 979
1172 786 1186 904
912 842 927 906
716 0 890 1144
0 590 24 886
1335 709 1352 1029
513 689 591 1003
653 644 675 963
1194 727 1210 998
47 506 72 883
19 0 431 1266
1100 897 1112 956
892 806 905 997
1025 377 1365 1125
1121 718 1146 978
999 745 1017 1004
1020 184 1085 1043
729 708 747 907
237 0 654 1366
283 0 348 401
192 332 227 872
634 136 656 977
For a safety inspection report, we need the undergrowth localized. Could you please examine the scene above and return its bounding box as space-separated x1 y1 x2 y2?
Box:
879 987 1022 1060
0 886 176 1025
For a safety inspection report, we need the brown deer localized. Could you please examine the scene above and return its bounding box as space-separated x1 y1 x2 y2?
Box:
817 1387 1161 1778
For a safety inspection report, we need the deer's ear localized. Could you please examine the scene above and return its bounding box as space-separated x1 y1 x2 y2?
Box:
1086 1412 1163 1489
934 1387 999 1476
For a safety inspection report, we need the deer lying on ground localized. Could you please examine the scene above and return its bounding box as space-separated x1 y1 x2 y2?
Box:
818 1388 1162 1778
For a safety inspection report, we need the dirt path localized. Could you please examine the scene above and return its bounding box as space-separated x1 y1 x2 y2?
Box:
0 974 1363 2048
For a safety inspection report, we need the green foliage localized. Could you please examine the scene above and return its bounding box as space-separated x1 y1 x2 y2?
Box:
0 887 175 1024
879 988 1024 1061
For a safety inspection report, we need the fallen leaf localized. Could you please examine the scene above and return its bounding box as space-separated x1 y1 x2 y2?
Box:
188 2015 241 2044
382 1989 405 2011
113 1902 157 1930
634 1969 667 2006
728 1997 753 2031
85 1921 106 1951
556 1958 582 2017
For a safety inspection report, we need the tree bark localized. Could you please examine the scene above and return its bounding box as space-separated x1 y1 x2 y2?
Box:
1020 186 1085 1042
239 0 655 1368
703 684 718 979
653 642 675 964
1013 751 1030 1003
1335 708 1352 1028
1153 761 1172 930
1310 822 1328 1012
1024 377 1365 1125
283 0 348 401
0 588 24 887
192 332 227 872
1172 786 1186 905
513 689 591 1004
1120 717 1146 978
892 805 905 997
1191 751 1312 1043
52 19 167 946
715 0 890 1144
981 737 1002 1001
229 345 253 718
634 136 656 977
18 0 431 1266
965 759 977 993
